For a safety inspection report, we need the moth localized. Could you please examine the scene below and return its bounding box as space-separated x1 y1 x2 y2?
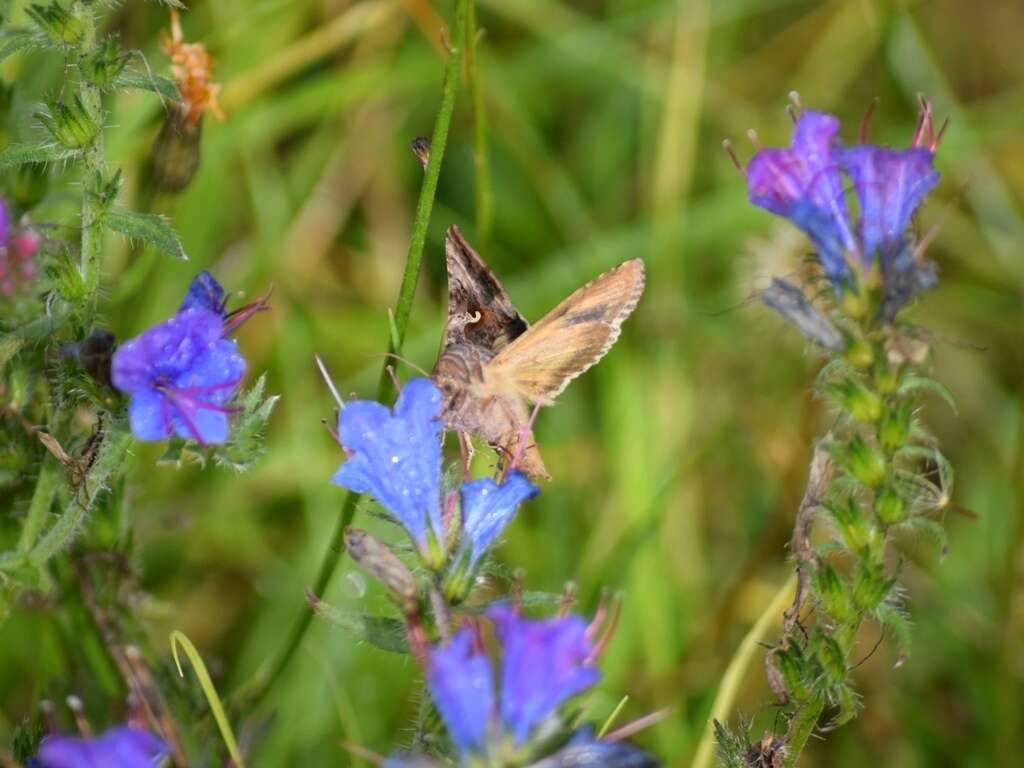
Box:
433 226 645 479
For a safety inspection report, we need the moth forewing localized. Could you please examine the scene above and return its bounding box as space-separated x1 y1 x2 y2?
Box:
486 258 646 403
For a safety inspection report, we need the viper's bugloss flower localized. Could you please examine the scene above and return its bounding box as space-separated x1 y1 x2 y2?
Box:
426 608 599 758
745 103 941 297
112 307 245 444
747 111 857 283
491 606 600 745
179 269 227 315
0 197 41 296
331 378 539 567
36 726 168 768
460 473 539 569
427 629 494 754
332 379 445 552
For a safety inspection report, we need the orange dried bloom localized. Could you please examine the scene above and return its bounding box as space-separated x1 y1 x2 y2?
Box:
161 9 224 131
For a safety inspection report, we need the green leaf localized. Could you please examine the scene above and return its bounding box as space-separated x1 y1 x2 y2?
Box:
114 72 181 101
895 515 949 559
874 600 913 661
0 27 48 63
0 143 79 170
898 375 958 414
214 375 279 472
307 590 409 654
101 209 188 260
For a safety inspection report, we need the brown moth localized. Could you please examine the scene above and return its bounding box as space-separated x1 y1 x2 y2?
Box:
433 225 645 479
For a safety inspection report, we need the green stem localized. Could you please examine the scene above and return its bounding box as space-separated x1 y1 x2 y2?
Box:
17 457 59 552
782 695 826 768
71 0 107 315
466 0 493 248
28 429 131 570
238 0 471 707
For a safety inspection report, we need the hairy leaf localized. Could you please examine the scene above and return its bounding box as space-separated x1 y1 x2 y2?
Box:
101 209 188 260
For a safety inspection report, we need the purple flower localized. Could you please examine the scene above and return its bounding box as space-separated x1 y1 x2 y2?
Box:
460 471 539 568
112 307 245 444
425 609 600 756
332 379 445 552
37 726 168 768
492 607 600 745
841 146 939 264
426 629 494 755
745 106 941 294
179 270 227 315
747 111 857 282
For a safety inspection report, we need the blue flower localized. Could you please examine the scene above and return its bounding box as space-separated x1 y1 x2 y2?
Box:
425 608 600 757
840 146 939 264
36 726 168 768
746 106 941 294
492 607 600 745
332 379 445 552
426 629 495 755
112 307 245 444
460 471 539 568
747 111 857 282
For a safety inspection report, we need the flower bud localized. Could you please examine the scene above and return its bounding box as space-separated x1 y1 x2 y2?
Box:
875 485 907 526
813 563 853 623
814 630 847 686
842 334 874 369
879 400 913 454
38 97 98 149
824 378 881 423
773 643 810 702
834 434 886 487
343 527 418 613
26 2 84 45
146 110 202 195
83 36 130 91
852 559 891 612
824 497 871 553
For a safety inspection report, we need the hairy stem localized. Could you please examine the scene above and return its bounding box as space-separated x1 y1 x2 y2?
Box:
71 0 107 314
17 457 59 552
239 0 471 706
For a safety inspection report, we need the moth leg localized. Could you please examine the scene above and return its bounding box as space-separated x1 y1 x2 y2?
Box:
457 431 475 481
505 401 543 480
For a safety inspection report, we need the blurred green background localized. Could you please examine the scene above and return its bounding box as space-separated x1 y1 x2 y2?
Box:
2 0 1023 765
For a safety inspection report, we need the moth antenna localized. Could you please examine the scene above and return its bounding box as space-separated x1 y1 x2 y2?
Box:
314 354 345 410
376 352 431 378
602 708 672 743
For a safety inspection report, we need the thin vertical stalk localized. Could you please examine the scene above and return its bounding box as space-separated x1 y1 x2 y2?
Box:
466 0 493 248
17 458 59 552
239 0 471 706
71 0 107 314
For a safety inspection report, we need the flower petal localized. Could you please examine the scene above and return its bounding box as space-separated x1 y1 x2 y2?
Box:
460 471 539 567
332 378 444 548
179 270 227 316
128 388 172 442
841 146 939 263
427 629 495 756
747 111 856 281
38 726 168 768
491 607 600 745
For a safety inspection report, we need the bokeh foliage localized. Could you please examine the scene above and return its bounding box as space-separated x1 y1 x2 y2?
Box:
1 0 1022 765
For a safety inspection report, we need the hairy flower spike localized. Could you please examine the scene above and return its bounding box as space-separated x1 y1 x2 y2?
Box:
745 102 942 313
36 726 168 768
